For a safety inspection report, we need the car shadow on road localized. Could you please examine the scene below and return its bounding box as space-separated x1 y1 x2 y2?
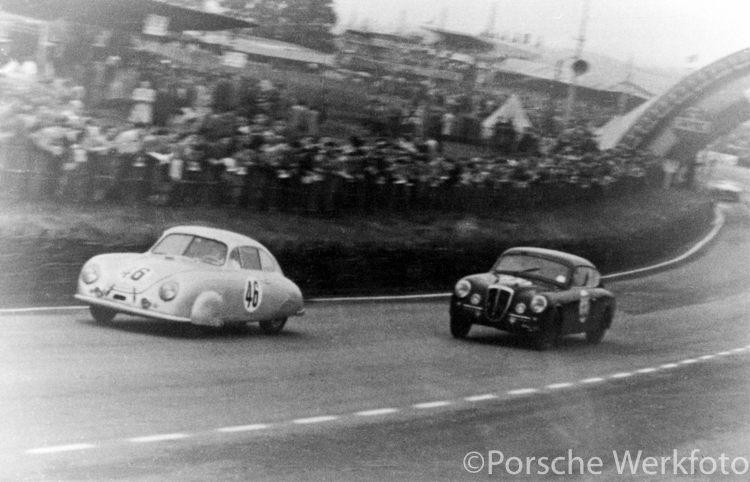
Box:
463 330 630 354
77 318 309 341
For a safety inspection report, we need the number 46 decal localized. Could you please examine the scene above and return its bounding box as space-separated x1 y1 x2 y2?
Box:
244 276 263 312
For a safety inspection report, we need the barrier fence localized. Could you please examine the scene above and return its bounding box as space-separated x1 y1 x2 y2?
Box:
0 139 661 215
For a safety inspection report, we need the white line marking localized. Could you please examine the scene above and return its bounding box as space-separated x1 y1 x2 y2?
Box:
580 377 605 384
217 424 270 433
293 416 339 425
128 433 189 443
610 372 633 379
731 348 745 353
26 443 95 454
507 388 539 396
660 363 679 369
546 382 574 390
679 359 698 365
355 408 399 417
636 368 657 374
464 394 498 402
698 355 715 361
717 351 732 356
0 306 87 314
413 401 452 409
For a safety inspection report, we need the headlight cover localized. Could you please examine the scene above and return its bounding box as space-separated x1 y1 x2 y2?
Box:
81 264 100 284
159 281 179 301
514 302 527 314
455 279 471 298
470 293 481 305
530 295 548 314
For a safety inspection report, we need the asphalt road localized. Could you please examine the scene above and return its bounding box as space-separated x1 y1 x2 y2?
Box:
1 202 749 481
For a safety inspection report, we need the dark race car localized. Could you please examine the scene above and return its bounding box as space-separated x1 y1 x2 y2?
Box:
450 247 616 350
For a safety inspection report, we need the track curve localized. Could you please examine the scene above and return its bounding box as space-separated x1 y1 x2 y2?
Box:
1 203 749 481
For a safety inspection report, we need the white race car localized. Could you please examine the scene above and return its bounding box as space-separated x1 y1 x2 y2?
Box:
75 226 304 334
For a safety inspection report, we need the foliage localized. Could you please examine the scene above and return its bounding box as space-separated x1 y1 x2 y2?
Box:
167 0 338 52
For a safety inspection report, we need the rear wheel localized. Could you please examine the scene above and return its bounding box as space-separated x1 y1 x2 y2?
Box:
90 305 116 324
259 317 287 335
450 313 472 339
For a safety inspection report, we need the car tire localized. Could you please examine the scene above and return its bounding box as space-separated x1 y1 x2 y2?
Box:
586 308 612 345
534 310 561 351
90 305 116 323
259 317 287 335
450 314 472 339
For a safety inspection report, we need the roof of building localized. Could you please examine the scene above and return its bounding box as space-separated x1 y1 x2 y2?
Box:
0 0 255 32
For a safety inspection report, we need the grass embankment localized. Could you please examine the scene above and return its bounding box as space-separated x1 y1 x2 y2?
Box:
0 188 713 308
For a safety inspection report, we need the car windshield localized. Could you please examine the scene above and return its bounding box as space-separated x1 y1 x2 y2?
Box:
151 234 228 266
492 253 571 285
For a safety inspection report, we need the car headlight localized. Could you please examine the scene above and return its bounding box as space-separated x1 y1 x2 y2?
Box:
455 279 471 298
470 293 481 305
159 281 179 301
514 302 526 314
81 264 100 284
530 295 548 314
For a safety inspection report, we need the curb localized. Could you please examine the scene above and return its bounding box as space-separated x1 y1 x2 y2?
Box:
0 206 726 314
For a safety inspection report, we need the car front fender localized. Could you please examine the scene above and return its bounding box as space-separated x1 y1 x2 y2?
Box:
190 290 225 327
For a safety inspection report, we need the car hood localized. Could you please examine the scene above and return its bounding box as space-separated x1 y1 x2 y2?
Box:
110 254 218 294
467 273 561 293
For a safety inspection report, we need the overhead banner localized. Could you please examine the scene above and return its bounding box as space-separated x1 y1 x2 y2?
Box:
143 14 170 36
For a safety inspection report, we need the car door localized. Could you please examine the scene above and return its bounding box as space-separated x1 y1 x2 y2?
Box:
559 266 593 335
224 246 268 322
258 249 284 316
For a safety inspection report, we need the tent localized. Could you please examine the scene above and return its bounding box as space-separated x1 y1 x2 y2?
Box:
481 94 532 139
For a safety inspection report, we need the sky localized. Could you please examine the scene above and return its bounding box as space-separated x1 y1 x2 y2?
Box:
332 0 750 69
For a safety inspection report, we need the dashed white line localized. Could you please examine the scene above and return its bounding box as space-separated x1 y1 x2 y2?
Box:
507 388 539 396
413 401 452 409
293 416 339 425
217 424 270 433
580 377 605 384
547 382 574 390
356 408 399 417
610 372 633 379
26 443 95 454
128 433 189 443
22 344 750 456
465 394 499 402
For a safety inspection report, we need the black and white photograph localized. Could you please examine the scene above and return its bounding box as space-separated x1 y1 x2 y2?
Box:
1 0 749 480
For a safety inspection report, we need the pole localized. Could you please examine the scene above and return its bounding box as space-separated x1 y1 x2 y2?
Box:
562 0 590 129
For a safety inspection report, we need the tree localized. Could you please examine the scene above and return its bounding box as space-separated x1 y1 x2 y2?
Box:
221 0 338 52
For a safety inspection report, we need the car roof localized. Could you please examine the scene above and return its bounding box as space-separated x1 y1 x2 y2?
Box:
161 226 269 251
502 246 596 269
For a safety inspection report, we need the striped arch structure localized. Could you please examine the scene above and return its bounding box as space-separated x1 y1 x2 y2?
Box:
604 48 750 162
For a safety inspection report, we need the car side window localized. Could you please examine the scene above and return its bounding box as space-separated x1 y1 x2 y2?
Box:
259 250 277 273
238 247 262 271
573 267 600 288
586 268 601 288
227 249 242 270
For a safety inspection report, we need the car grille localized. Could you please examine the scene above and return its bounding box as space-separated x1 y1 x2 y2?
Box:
486 286 514 321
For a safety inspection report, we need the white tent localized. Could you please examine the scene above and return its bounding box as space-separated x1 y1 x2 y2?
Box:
481 94 532 139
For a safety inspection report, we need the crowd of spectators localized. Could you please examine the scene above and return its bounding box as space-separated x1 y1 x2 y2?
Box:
0 47 664 216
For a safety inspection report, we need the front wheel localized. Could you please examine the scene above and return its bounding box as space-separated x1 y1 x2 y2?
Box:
90 305 116 323
586 308 612 345
259 317 287 335
450 314 472 339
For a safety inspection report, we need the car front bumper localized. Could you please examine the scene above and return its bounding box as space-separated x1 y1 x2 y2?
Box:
75 294 192 323
452 301 544 333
